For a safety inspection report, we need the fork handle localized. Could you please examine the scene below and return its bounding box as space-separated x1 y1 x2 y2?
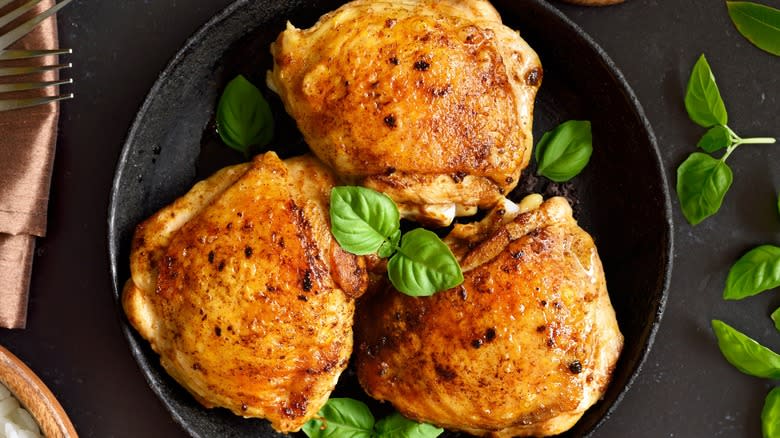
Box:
0 93 73 112
0 49 72 60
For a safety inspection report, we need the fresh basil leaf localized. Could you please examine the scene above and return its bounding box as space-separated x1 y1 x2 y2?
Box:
727 1 780 56
374 413 444 438
535 120 593 182
302 398 375 438
684 54 728 128
764 387 780 438
378 229 401 259
388 228 463 296
676 152 733 225
724 245 780 300
330 186 401 255
698 125 733 153
216 75 274 156
712 320 780 379
772 308 780 333
533 130 551 164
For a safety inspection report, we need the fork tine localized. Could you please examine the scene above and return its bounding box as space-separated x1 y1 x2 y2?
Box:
0 0 73 51
0 48 71 60
0 92 73 111
0 0 46 30
0 62 69 77
0 78 71 93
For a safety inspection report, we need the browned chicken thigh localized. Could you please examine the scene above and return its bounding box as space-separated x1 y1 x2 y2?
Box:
267 0 542 226
356 196 623 437
123 152 367 432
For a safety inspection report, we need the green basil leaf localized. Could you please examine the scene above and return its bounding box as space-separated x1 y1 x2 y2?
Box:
676 152 733 225
684 54 728 128
712 320 780 379
535 120 593 182
378 229 401 259
727 2 780 57
216 75 274 156
387 228 463 297
697 125 733 153
302 398 375 438
330 186 401 255
763 387 780 438
772 307 780 332
533 130 552 164
375 413 444 438
724 245 780 300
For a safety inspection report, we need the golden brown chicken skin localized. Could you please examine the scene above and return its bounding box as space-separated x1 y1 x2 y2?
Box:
268 0 542 226
123 152 367 432
355 197 623 437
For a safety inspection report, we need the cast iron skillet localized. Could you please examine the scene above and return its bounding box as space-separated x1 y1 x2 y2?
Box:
108 0 673 436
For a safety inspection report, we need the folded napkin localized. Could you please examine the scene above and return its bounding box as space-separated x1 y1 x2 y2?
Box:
0 0 62 329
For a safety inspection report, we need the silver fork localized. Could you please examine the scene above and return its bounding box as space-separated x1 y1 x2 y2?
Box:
0 0 74 111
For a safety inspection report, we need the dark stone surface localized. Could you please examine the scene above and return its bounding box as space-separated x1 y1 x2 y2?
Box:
0 1 776 437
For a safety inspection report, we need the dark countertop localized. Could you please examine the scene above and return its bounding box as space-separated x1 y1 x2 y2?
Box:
1 0 778 437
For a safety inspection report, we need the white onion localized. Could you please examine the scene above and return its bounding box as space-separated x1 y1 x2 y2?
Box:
0 383 41 438
0 399 19 418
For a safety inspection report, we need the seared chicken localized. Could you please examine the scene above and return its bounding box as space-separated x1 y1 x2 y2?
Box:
356 196 623 437
123 152 367 432
268 0 542 226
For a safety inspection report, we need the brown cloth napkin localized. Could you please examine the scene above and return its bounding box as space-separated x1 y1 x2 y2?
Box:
0 0 62 329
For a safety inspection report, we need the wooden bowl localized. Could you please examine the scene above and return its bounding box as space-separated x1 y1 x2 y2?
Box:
0 345 77 437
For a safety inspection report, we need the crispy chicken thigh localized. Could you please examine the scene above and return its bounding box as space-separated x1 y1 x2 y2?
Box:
123 152 367 432
356 196 623 437
267 0 542 226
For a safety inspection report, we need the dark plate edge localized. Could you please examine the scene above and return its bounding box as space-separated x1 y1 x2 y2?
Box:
106 0 253 436
528 1 674 435
108 0 251 295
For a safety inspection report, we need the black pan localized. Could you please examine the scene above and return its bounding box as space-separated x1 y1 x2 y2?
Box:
108 0 673 436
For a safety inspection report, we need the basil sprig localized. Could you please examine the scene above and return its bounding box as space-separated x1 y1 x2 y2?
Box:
712 320 780 379
330 186 463 296
387 229 464 297
677 54 776 225
714 318 780 436
727 1 780 57
216 75 274 158
330 187 400 256
697 125 731 153
684 55 727 128
764 388 780 438
302 398 374 438
724 245 780 300
676 152 733 226
535 120 593 182
374 413 444 437
302 398 443 438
